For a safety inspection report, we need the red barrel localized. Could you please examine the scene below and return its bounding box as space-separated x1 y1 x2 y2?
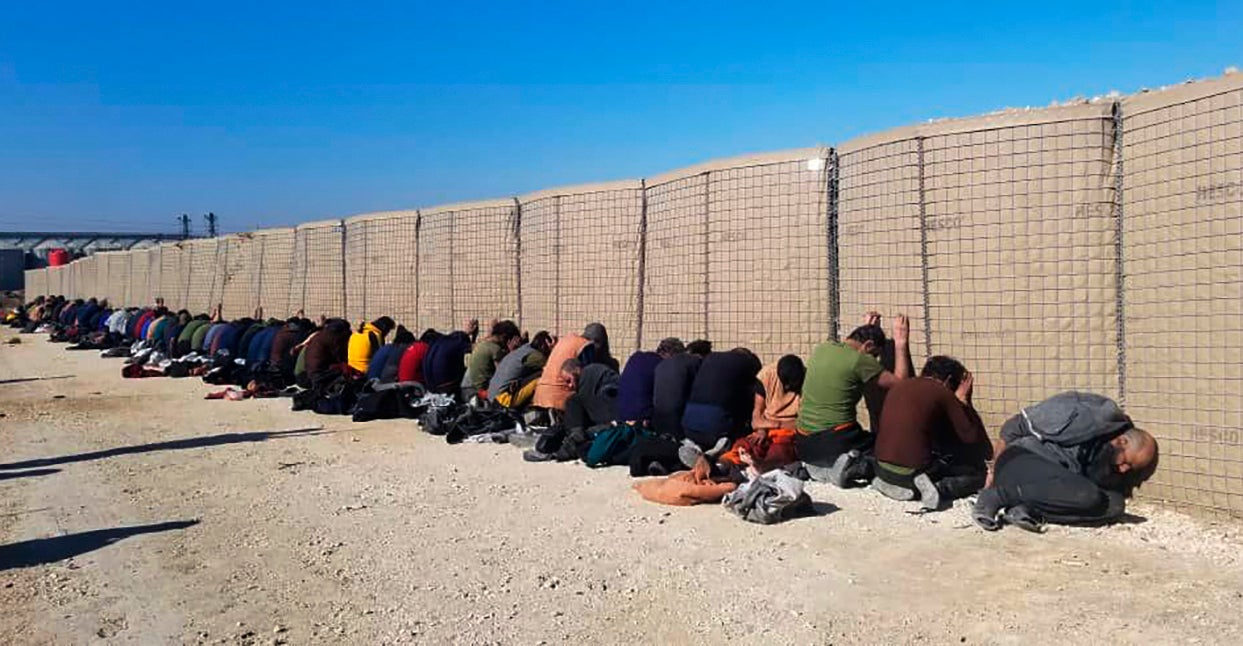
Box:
47 248 70 266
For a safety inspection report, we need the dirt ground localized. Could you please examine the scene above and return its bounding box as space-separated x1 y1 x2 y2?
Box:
1 330 1242 645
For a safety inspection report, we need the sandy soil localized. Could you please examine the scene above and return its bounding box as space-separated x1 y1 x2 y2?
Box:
1 329 1242 645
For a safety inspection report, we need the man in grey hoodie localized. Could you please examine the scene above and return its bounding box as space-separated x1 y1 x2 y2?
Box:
973 391 1158 532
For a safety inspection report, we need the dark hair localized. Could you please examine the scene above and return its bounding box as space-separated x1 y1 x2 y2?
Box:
776 354 806 394
372 316 396 334
491 319 520 341
656 337 685 357
530 331 554 354
686 339 713 356
730 347 762 374
392 325 416 344
560 357 582 375
847 324 886 349
419 328 443 344
920 355 967 391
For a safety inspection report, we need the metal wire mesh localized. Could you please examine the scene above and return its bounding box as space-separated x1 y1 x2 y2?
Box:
219 234 257 318
159 244 187 310
517 195 559 335
1123 76 1243 516
296 221 347 319
643 170 709 345
184 238 219 314
451 200 520 328
706 152 831 363
837 132 928 355
923 105 1121 433
343 217 370 324
417 209 455 331
253 228 295 318
108 252 131 307
128 248 152 306
518 182 644 350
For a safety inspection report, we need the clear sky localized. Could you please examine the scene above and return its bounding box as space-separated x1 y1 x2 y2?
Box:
1 1 1239 234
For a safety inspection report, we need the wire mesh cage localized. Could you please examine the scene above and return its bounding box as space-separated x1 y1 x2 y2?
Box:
922 104 1121 433
1123 75 1243 516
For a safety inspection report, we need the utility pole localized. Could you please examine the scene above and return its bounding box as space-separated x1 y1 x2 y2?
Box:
204 212 218 237
179 214 191 239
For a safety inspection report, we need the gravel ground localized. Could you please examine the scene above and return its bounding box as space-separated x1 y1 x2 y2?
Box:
1 330 1242 645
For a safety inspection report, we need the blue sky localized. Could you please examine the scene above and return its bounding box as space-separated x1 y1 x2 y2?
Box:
1 1 1239 234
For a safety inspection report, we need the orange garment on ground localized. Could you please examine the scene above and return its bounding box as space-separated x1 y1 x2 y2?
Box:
719 428 800 472
532 333 591 411
633 471 738 506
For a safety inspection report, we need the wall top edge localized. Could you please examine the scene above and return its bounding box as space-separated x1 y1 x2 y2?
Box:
419 197 516 217
839 102 1116 154
518 179 644 203
1122 71 1243 115
645 147 830 186
343 209 420 225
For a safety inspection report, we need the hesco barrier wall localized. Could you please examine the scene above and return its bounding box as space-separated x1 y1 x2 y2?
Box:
24 72 1243 517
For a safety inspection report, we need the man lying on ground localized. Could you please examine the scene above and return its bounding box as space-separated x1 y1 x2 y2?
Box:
461 320 522 402
524 358 620 462
715 354 807 476
651 339 712 440
489 331 555 410
678 348 763 467
615 337 684 429
347 316 396 373
532 322 616 416
973 391 1158 532
871 356 990 510
397 329 441 385
367 325 415 383
797 312 913 487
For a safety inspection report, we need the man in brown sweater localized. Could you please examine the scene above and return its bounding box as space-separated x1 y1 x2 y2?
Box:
871 355 991 510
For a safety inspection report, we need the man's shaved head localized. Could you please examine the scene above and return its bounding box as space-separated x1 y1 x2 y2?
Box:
1110 428 1158 476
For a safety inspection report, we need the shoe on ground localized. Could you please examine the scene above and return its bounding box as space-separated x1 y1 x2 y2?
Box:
971 488 1004 531
677 441 704 469
871 477 916 502
1002 504 1046 533
913 473 942 511
824 450 861 489
522 449 554 463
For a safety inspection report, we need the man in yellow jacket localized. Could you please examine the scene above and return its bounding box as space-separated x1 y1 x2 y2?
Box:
347 316 395 373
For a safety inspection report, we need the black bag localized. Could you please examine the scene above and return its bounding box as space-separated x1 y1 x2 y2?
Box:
352 383 426 422
445 407 521 444
419 403 463 436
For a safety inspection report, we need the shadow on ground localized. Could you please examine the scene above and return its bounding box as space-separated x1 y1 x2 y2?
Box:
0 468 60 481
0 427 329 471
0 376 74 386
0 520 200 571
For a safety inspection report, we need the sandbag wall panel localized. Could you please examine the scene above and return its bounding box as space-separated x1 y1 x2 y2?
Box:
642 173 709 345
297 222 347 319
349 211 419 327
923 106 1121 432
706 153 830 363
517 196 559 335
219 235 257 319
1123 76 1243 516
448 201 520 326
25 268 47 298
253 229 295 319
129 248 152 307
556 184 644 353
836 133 928 357
159 244 187 310
343 219 369 323
184 239 220 314
416 210 455 331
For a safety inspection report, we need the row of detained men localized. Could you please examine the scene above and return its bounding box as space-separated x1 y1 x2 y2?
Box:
13 295 1160 532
